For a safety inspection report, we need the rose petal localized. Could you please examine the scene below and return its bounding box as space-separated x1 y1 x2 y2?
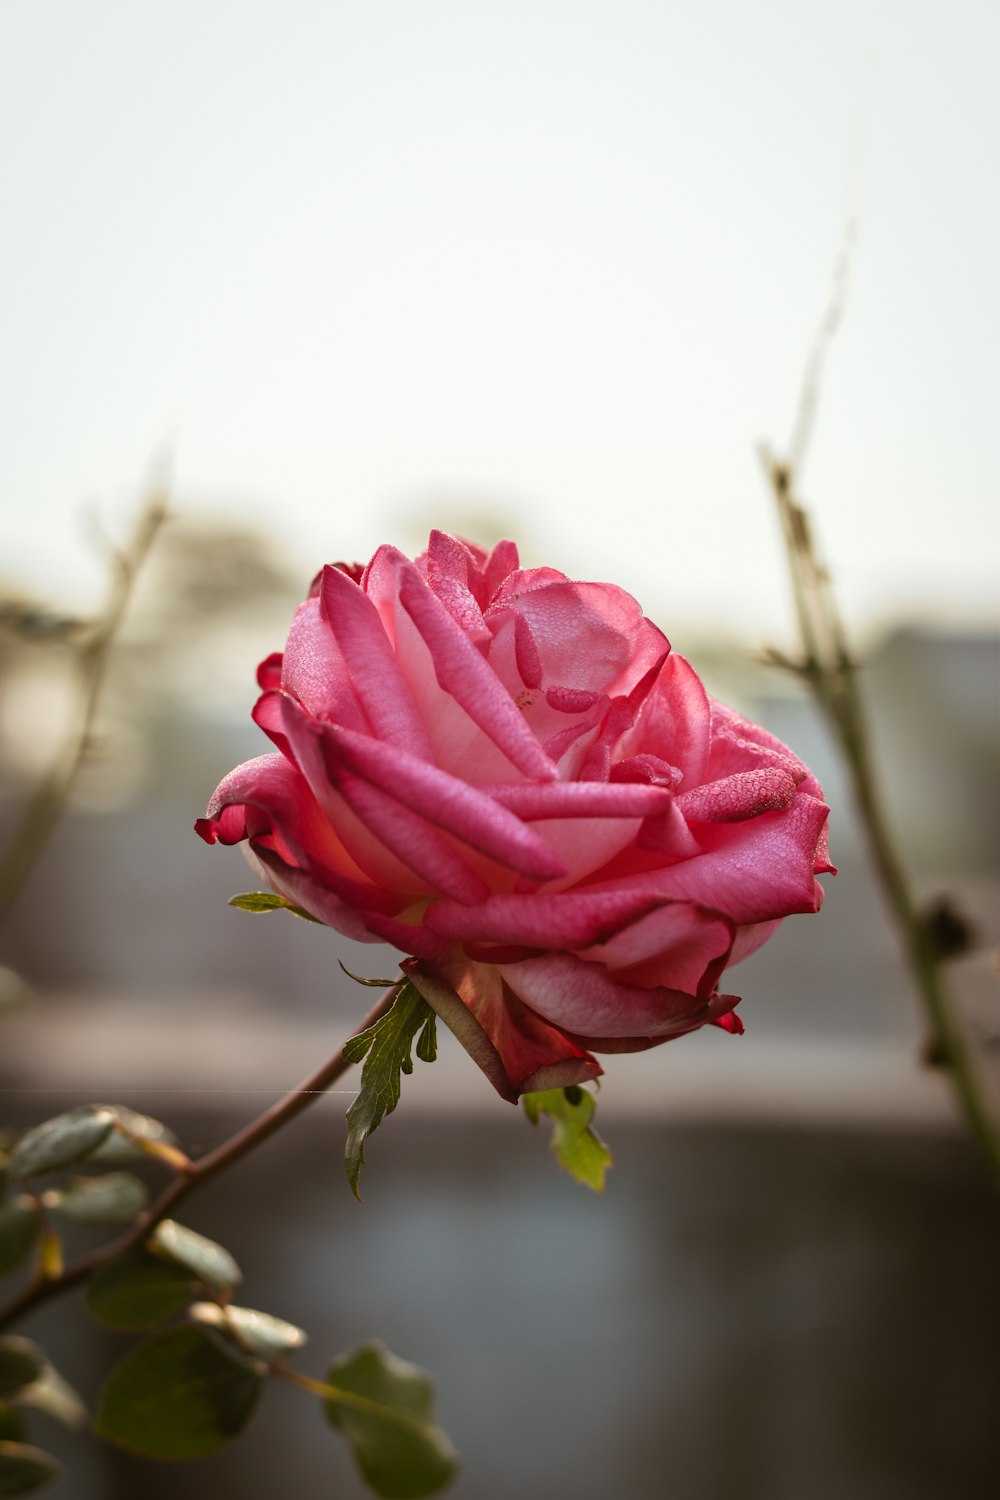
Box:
320 564 435 757
317 721 567 881
677 766 799 823
405 955 602 1098
584 792 830 925
395 553 557 780
425 888 668 949
578 900 735 997
500 951 714 1037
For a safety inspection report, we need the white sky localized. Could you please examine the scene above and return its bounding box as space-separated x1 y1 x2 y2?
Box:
1 0 997 645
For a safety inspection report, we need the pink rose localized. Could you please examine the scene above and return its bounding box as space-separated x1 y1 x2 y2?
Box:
197 532 832 1098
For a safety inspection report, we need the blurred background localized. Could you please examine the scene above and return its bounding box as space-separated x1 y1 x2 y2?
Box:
1 1 998 1496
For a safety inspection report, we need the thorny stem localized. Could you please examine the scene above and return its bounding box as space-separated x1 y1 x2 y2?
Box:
0 985 400 1332
761 448 1000 1184
0 490 169 929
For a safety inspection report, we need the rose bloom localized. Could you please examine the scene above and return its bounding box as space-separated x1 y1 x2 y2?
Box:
197 532 832 1099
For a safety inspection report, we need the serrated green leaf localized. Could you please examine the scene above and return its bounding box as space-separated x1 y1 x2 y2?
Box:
85 1250 196 1331
523 1085 612 1192
190 1302 307 1359
0 1440 62 1495
343 984 435 1198
6 1107 116 1179
0 1199 40 1276
415 1013 437 1064
89 1107 179 1167
46 1172 148 1227
229 891 320 922
0 1410 24 1444
323 1342 458 1499
0 1344 45 1403
150 1220 241 1294
95 1325 262 1460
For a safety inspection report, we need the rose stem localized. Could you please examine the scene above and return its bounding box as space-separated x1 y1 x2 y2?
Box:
0 984 400 1332
0 487 168 930
761 450 1000 1184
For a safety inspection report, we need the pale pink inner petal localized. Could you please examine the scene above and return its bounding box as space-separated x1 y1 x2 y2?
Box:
487 573 668 697
623 652 712 788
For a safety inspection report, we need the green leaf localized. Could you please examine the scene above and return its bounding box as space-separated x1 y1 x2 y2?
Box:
0 1410 24 1444
190 1303 307 1360
415 1012 437 1064
0 1344 45 1403
85 1250 196 1331
11 1365 87 1430
323 1342 458 1499
0 1441 62 1495
343 983 435 1198
95 1325 262 1460
150 1220 241 1295
229 891 320 922
6 1107 117 1179
339 962 402 988
89 1107 179 1167
45 1172 148 1227
523 1085 612 1192
0 1199 40 1276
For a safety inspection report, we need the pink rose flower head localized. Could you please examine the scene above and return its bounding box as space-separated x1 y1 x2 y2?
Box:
197 532 833 1099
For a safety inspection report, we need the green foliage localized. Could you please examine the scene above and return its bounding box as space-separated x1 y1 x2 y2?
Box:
190 1303 307 1360
150 1220 241 1295
523 1085 612 1192
6 1107 116 1180
0 1411 24 1444
0 1344 45 1403
342 983 436 1198
45 1173 148 1227
323 1343 458 1500
85 1250 196 1332
11 1367 86 1431
89 1107 178 1167
0 1350 44 1404
229 891 320 922
0 1199 40 1276
0 1441 62 1495
339 961 402 987
95 1325 262 1460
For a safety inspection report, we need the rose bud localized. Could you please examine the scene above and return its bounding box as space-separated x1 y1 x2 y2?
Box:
197 532 833 1099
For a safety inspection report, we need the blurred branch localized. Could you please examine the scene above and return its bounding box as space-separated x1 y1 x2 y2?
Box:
0 488 168 930
761 444 1000 1185
0 985 399 1332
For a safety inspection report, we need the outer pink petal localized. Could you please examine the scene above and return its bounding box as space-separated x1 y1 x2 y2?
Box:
578 900 734 997
727 918 783 964
320 564 434 758
499 951 717 1038
195 753 404 940
582 793 831 925
677 767 798 823
281 597 367 730
280 696 438 895
708 700 822 799
318 722 567 881
424 888 668 950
